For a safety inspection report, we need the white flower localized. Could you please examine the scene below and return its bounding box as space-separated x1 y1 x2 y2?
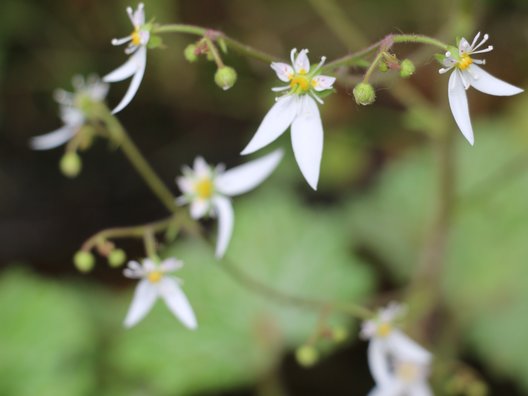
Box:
103 3 150 114
30 75 108 150
439 32 523 145
241 49 336 190
176 149 284 258
123 257 197 329
362 303 433 396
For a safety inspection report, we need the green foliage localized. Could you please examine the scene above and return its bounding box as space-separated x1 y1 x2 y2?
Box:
0 268 97 396
346 122 528 388
107 186 374 395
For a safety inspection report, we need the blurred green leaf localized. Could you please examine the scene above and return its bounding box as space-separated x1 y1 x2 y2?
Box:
0 268 97 396
346 122 528 388
108 186 374 395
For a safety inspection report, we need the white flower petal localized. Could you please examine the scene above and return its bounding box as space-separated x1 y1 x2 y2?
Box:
159 277 197 329
30 126 76 150
190 199 209 219
294 49 310 74
215 149 284 196
123 279 158 328
211 195 234 259
193 156 210 175
408 382 434 396
271 62 294 82
458 37 471 54
448 71 474 145
176 176 193 194
290 96 324 190
160 258 183 272
110 46 147 114
368 339 391 386
241 95 299 155
388 330 432 364
466 64 523 96
311 75 336 92
103 50 139 82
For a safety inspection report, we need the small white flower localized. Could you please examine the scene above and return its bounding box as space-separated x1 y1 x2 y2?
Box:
439 32 523 145
123 257 197 329
103 3 150 114
176 149 284 258
241 49 336 190
30 75 108 150
362 303 433 396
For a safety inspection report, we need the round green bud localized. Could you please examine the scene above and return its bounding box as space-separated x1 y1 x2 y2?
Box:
400 59 416 78
74 251 95 273
108 249 127 268
332 326 349 343
295 345 319 367
214 66 237 91
184 44 198 63
60 152 82 178
353 83 376 106
378 62 389 73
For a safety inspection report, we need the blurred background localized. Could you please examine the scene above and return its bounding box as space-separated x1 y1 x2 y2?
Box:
2 0 528 395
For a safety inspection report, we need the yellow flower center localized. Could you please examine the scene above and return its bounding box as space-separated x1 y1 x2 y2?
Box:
458 54 473 70
147 271 162 283
290 74 311 93
131 29 142 46
377 322 392 337
195 178 214 199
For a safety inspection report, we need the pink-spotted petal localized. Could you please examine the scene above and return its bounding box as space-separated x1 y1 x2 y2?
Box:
311 75 336 92
271 62 294 82
294 49 310 74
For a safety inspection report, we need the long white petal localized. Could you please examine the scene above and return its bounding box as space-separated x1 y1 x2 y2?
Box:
448 71 474 145
466 64 523 96
123 279 158 328
215 149 284 196
368 339 391 386
111 47 147 114
211 195 234 259
290 96 323 190
241 95 299 155
368 380 404 396
190 199 209 219
103 50 140 82
159 277 197 329
388 330 432 364
30 126 76 150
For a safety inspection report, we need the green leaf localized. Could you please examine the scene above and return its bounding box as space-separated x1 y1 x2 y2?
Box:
0 268 97 396
108 186 374 395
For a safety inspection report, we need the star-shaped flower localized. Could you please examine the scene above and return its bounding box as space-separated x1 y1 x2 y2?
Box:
176 149 283 258
241 49 336 190
30 75 108 150
103 3 150 114
361 303 433 396
123 257 197 329
438 32 523 145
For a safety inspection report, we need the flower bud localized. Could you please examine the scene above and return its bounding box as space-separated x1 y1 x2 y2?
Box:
353 83 376 106
214 66 237 91
184 44 198 63
332 326 349 343
60 152 82 178
400 59 416 78
378 62 389 73
108 249 127 268
74 251 95 273
295 345 319 367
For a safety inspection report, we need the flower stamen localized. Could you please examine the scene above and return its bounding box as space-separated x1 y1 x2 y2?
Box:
195 178 214 199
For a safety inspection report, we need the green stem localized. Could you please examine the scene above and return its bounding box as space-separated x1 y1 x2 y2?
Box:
153 24 280 63
363 51 384 83
143 229 157 258
323 34 448 72
204 37 224 68
100 107 178 213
